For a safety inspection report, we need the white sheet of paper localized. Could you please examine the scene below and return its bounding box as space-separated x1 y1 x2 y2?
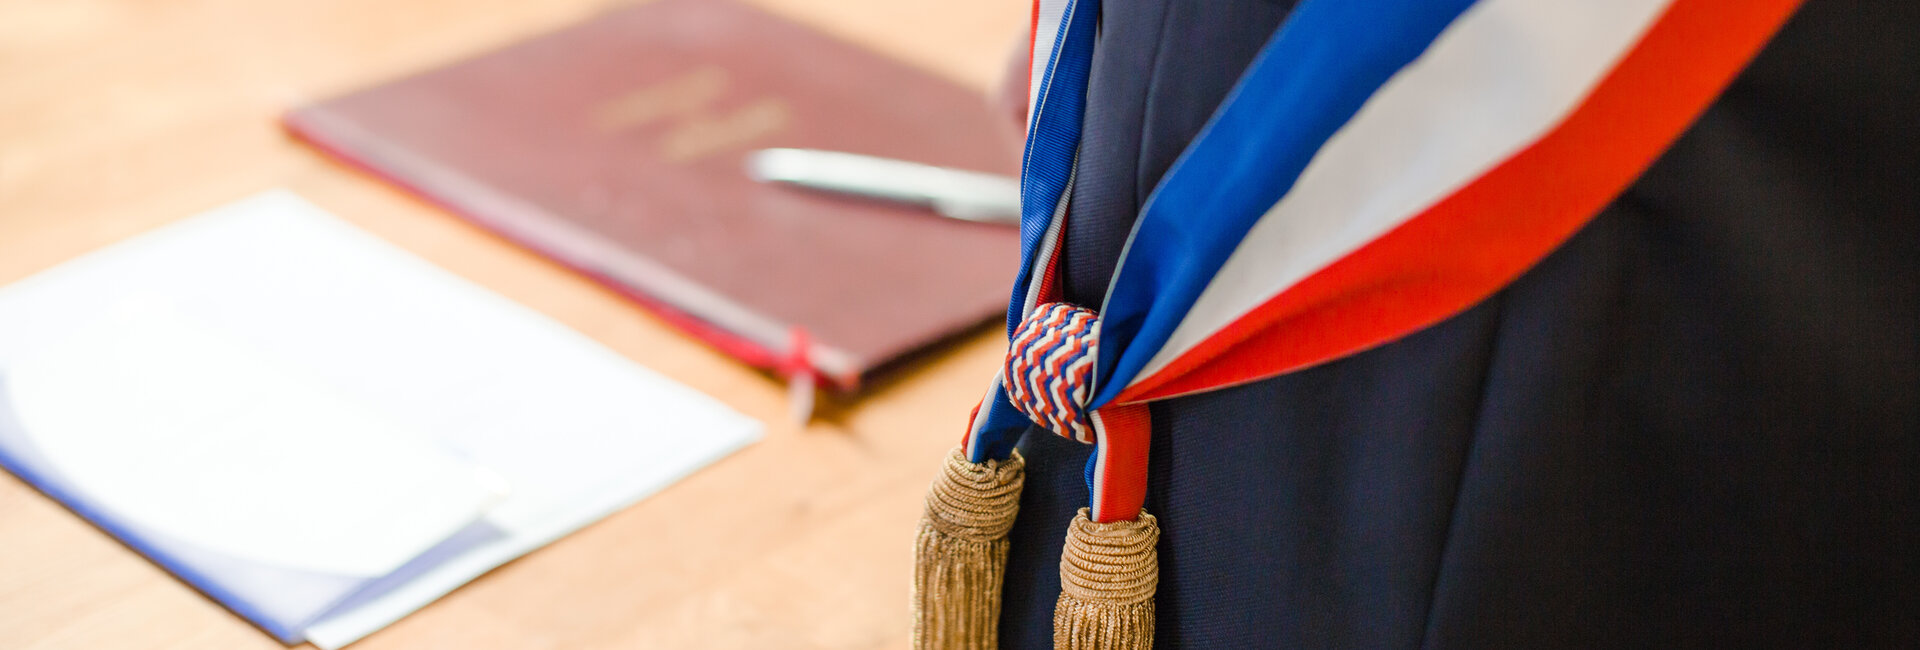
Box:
0 191 763 648
7 300 510 578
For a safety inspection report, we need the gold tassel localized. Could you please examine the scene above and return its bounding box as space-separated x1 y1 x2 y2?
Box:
1053 508 1158 650
913 446 1026 650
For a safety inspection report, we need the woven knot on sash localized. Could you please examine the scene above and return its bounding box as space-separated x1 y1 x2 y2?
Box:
1003 302 1100 443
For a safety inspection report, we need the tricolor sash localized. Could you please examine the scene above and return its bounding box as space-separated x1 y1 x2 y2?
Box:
971 0 1803 522
914 1 1802 647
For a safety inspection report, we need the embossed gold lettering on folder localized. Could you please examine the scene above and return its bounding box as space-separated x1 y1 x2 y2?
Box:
285 0 1021 389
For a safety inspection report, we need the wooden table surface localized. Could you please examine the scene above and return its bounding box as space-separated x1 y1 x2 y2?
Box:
0 0 1026 647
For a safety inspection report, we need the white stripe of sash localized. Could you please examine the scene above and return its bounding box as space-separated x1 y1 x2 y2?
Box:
1027 0 1071 120
1137 0 1674 382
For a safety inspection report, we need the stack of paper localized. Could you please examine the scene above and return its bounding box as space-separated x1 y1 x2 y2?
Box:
0 192 762 647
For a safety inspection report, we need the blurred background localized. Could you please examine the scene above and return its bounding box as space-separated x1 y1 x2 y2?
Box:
0 0 1034 648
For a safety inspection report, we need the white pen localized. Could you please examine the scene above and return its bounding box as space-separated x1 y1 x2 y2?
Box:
745 148 1022 225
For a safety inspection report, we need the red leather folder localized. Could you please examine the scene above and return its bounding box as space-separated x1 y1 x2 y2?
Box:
286 0 1021 389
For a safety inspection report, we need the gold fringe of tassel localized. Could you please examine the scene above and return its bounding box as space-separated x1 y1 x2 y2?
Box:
913 446 1026 650
1053 508 1158 650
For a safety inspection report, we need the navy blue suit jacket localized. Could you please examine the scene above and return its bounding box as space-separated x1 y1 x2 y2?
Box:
997 1 1919 647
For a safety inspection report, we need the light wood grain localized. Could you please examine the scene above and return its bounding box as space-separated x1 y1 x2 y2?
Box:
0 0 1027 647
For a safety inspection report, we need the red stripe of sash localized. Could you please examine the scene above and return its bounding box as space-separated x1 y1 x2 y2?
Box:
1118 0 1804 404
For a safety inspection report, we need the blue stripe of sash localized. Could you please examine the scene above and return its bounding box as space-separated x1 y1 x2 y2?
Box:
1088 0 1481 407
1009 0 1100 335
971 384 1032 462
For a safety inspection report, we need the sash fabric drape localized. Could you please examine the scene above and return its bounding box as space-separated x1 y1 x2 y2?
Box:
997 0 1919 647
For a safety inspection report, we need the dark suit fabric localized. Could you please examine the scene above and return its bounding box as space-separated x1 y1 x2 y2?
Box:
997 1 1920 647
